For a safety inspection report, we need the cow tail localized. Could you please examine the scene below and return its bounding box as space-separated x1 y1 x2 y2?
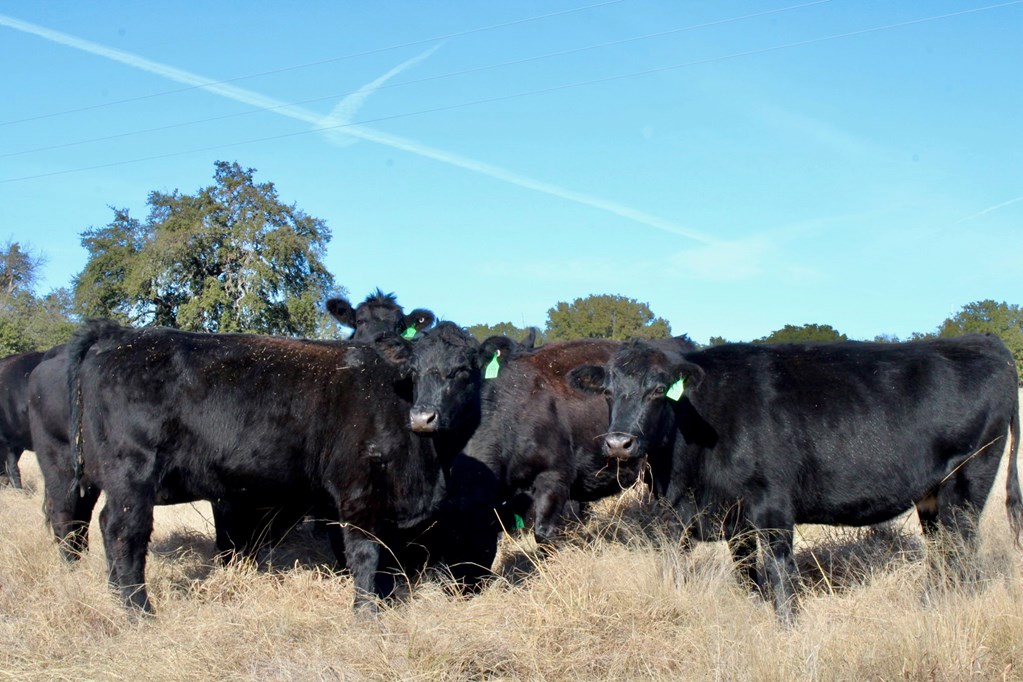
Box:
1006 392 1022 549
67 319 123 494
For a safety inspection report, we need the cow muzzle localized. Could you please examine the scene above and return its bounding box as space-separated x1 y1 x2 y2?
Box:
603 433 640 460
410 408 440 433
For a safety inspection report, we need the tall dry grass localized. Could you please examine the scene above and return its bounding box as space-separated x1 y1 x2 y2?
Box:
1 398 1021 681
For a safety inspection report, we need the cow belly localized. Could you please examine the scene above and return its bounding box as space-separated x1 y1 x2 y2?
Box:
791 455 960 527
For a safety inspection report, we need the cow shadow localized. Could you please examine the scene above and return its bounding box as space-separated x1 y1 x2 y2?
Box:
149 529 221 583
493 539 546 587
794 521 925 593
148 517 343 587
491 500 927 594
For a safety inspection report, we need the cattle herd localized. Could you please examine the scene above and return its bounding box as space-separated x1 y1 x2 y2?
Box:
0 289 1019 622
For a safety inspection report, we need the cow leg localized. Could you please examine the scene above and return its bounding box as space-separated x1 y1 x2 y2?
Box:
325 522 348 569
440 454 501 593
574 501 591 525
67 484 101 559
341 524 383 613
2 446 22 489
441 512 499 593
44 488 81 559
915 491 940 537
727 526 763 597
211 499 247 563
99 493 156 614
752 508 798 622
211 499 283 564
933 483 986 587
45 481 100 561
531 471 571 545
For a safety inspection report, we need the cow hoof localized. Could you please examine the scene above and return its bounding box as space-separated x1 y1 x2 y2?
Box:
353 597 381 620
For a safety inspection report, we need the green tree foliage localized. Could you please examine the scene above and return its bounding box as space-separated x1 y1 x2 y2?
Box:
757 323 848 344
74 161 336 336
0 241 41 295
938 300 1023 384
466 322 541 345
0 241 76 355
706 336 730 346
545 294 671 342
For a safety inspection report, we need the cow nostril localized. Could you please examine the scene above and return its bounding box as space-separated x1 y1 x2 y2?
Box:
605 433 638 458
410 409 440 432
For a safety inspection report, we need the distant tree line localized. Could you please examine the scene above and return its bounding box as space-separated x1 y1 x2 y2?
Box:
3 160 1021 384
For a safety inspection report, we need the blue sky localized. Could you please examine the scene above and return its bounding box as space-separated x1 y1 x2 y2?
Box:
2 0 1020 344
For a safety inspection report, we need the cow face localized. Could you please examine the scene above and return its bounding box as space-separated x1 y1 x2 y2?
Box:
570 342 703 460
406 323 485 434
326 290 435 341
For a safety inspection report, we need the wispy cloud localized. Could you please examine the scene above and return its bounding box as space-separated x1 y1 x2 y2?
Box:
954 195 1023 224
0 13 715 244
756 103 894 162
476 233 780 284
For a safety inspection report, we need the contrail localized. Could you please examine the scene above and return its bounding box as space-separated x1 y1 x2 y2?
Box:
322 43 444 147
0 13 715 243
954 195 1023 224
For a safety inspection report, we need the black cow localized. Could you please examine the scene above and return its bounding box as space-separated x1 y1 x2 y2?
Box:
31 345 298 563
0 350 45 488
65 320 444 614
398 325 695 588
327 289 435 341
570 335 1022 620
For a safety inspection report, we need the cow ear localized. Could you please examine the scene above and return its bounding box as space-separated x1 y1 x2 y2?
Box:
567 365 607 394
478 336 517 378
670 360 704 392
480 335 519 360
404 309 435 334
671 333 698 353
373 335 414 374
326 297 355 327
520 327 539 349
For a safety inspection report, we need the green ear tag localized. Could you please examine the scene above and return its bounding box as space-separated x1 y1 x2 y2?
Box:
514 514 525 530
401 325 417 339
666 378 685 401
484 351 501 380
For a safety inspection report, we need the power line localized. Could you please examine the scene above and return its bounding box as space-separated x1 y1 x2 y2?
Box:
3 0 1020 185
1 0 833 160
0 0 626 126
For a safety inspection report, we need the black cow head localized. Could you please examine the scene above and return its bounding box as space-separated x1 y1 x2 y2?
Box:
327 289 436 341
404 326 534 434
569 341 703 460
403 323 488 434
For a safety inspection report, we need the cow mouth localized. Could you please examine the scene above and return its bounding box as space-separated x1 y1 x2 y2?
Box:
604 450 644 461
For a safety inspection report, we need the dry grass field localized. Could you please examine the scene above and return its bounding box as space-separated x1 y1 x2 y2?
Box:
1 397 1021 681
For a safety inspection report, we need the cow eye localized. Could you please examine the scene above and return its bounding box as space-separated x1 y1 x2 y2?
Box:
449 368 470 379
652 385 666 396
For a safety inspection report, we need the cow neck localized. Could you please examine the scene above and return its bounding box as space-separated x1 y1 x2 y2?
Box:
434 395 482 462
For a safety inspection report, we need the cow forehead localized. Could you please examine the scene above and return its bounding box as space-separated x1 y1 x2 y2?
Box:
610 347 673 387
413 324 478 369
359 306 400 322
357 300 401 316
